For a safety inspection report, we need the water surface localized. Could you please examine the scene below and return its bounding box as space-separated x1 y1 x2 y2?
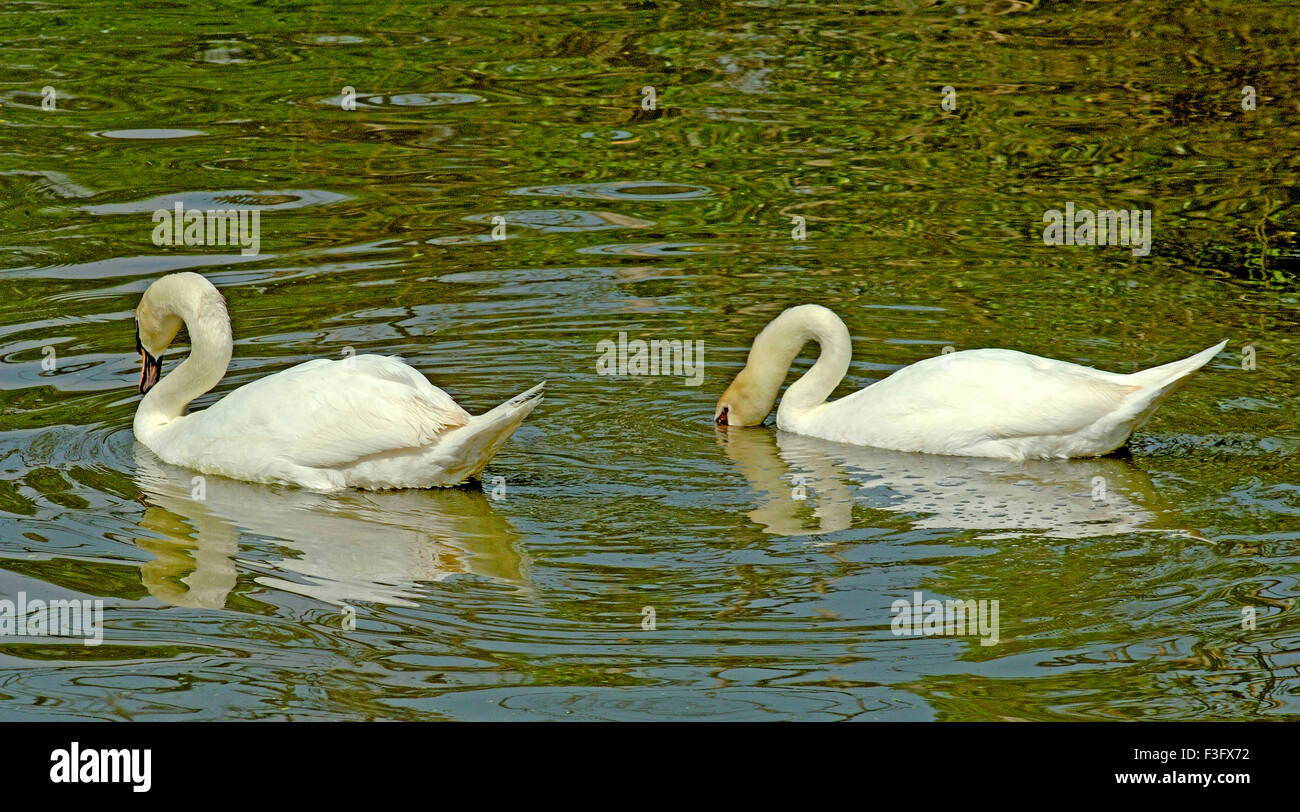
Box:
1 0 1298 720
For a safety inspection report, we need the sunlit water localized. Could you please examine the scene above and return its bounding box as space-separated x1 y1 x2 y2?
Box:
1 1 1298 720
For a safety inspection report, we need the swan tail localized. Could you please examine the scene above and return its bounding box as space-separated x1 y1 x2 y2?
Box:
1119 339 1226 425
430 382 545 483
1127 340 1227 390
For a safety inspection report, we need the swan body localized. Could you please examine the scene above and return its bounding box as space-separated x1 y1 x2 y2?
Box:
131 272 543 491
715 304 1225 461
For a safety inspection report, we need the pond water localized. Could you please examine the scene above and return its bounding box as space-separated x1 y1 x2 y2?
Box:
1 1 1297 720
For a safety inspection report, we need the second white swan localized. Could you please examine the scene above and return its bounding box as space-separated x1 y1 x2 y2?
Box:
131 272 543 491
714 304 1225 460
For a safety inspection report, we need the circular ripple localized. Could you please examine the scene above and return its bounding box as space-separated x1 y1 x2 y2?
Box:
96 129 207 140
509 181 714 201
318 91 483 109
462 209 654 233
577 241 735 257
485 686 870 721
580 129 635 141
308 34 368 45
80 188 349 214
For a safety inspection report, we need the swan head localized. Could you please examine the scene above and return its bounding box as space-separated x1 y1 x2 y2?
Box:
134 280 184 395
714 365 778 427
715 304 851 427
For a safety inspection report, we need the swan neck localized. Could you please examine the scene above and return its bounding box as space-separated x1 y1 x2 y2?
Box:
754 306 849 418
136 283 232 430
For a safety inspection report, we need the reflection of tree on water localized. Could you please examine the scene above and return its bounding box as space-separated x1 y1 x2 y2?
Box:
132 444 530 610
718 427 1199 540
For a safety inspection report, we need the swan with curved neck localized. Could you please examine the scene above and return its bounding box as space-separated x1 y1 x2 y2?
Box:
132 272 543 491
715 304 1225 461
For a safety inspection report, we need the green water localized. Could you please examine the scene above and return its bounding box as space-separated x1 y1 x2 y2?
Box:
0 1 1297 720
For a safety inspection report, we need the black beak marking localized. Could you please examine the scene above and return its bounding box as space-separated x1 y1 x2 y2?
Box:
136 324 162 395
715 406 729 426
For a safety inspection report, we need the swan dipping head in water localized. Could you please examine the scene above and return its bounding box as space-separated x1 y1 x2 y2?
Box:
715 304 1226 461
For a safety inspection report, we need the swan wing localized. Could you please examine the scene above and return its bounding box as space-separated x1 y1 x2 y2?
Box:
844 349 1136 440
191 355 471 467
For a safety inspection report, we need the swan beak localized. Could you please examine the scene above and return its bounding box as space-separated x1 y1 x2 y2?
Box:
136 326 162 395
715 406 729 426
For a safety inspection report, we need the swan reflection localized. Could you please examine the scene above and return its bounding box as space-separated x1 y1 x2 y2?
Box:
132 444 530 609
718 428 1193 539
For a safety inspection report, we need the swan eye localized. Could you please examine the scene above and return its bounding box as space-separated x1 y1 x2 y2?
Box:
715 406 728 425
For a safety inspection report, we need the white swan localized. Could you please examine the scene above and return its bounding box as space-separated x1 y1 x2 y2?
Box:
714 304 1226 460
131 272 543 491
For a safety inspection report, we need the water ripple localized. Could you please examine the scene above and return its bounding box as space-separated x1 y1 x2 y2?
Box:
509 181 715 201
